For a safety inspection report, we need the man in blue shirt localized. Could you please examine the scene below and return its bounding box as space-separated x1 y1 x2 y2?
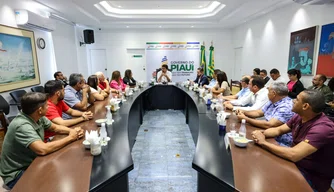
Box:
223 76 251 101
235 81 294 146
204 69 221 89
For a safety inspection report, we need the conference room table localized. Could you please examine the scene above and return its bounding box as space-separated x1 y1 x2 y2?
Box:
11 84 312 192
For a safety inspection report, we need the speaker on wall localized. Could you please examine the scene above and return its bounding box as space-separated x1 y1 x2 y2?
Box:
83 29 94 44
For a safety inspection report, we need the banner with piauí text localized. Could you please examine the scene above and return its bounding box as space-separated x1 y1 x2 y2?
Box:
145 42 200 82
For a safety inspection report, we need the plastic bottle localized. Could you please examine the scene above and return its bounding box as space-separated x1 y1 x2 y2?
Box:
105 106 113 125
100 123 107 140
239 119 246 138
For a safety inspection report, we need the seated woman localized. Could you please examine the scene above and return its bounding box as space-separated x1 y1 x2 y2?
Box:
211 71 231 96
123 69 136 87
287 69 304 99
87 75 108 101
110 71 126 91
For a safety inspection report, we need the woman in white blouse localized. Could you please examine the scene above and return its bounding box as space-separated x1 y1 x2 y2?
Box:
211 71 231 97
87 75 108 101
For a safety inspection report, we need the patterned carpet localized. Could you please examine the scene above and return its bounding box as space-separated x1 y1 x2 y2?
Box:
129 110 197 192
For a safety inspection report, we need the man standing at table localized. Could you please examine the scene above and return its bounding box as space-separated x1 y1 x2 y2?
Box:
224 76 269 111
191 67 209 86
157 64 172 83
252 90 334 192
0 92 84 189
44 80 93 142
236 82 294 146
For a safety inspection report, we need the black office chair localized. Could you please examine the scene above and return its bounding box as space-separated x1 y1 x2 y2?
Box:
9 89 27 110
31 85 45 93
0 95 16 134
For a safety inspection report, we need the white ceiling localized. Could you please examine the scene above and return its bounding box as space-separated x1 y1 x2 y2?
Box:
29 0 294 29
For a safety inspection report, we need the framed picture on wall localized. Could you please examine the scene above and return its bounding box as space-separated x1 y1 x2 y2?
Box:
316 23 334 77
287 26 318 75
0 24 40 93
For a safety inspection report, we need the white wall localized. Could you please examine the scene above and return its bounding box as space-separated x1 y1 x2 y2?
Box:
88 29 234 81
232 3 334 87
0 1 56 116
52 20 78 77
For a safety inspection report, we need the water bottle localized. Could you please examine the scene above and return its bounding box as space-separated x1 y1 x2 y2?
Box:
100 123 107 146
106 106 113 125
239 119 247 138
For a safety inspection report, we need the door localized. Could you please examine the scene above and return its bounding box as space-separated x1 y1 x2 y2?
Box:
233 47 243 80
90 49 108 77
126 49 146 81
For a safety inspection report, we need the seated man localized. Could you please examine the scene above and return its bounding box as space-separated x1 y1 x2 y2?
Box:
0 92 84 189
157 64 172 83
96 71 111 94
260 69 270 84
204 69 220 89
224 76 269 111
265 68 286 87
44 80 93 142
223 76 251 101
54 71 68 87
236 82 294 146
307 74 333 103
252 90 334 192
191 67 209 86
64 73 95 114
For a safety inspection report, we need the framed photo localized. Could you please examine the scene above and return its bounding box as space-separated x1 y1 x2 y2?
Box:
316 23 334 77
0 24 40 93
287 26 318 75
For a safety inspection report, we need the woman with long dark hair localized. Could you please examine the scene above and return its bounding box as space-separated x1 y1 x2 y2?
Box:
110 71 126 91
87 75 108 101
287 69 304 99
211 71 231 96
123 69 137 86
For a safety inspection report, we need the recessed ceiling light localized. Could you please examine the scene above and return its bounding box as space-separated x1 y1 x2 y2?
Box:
198 5 203 8
126 26 129 28
118 5 122 8
159 26 162 28
191 26 194 28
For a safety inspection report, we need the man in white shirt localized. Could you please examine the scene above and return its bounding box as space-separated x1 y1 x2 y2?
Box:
224 76 269 111
157 64 172 83
265 68 286 87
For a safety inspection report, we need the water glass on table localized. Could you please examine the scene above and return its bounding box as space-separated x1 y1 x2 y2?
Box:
229 122 236 137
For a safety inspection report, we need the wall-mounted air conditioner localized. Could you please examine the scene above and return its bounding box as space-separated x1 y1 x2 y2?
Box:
15 10 56 32
293 0 334 5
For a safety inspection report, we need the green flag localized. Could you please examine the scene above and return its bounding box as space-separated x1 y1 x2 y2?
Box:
200 45 207 75
208 46 214 77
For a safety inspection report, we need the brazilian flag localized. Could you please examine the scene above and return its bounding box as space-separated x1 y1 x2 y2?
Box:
208 45 214 76
200 45 207 75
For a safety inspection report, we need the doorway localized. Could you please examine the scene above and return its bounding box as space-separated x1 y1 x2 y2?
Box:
90 49 108 77
126 49 146 81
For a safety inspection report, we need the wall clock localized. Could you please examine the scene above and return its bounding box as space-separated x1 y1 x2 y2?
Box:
37 38 46 49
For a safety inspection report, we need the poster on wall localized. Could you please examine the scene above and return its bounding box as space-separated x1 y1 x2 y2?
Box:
146 42 200 82
287 26 318 75
0 24 40 92
316 23 334 77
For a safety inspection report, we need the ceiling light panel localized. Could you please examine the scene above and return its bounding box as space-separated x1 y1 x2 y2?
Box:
94 1 225 18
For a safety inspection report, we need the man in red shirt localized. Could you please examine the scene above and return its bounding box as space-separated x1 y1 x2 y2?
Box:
96 72 110 93
252 90 334 192
44 80 93 142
